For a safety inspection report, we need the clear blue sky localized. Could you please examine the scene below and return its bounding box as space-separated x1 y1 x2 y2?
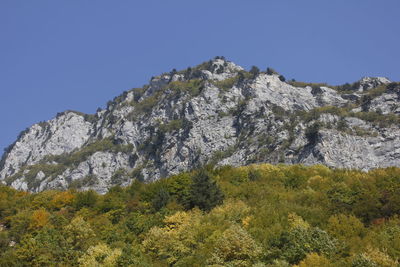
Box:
1 0 399 153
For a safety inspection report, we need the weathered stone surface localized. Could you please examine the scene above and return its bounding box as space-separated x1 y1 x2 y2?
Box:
369 93 400 114
200 58 244 81
1 58 399 193
356 77 391 91
0 111 93 180
298 128 400 171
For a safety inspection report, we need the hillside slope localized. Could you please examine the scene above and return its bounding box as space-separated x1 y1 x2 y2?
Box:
1 57 399 193
1 164 400 266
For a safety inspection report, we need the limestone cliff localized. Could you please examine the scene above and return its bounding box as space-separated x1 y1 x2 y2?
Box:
1 58 399 193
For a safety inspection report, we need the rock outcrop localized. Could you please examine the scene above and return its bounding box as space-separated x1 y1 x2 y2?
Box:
356 76 391 91
0 111 94 180
1 58 399 193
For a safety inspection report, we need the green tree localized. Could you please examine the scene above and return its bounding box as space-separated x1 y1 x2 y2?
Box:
151 187 170 211
327 214 365 243
15 227 68 267
73 190 98 210
208 224 262 266
188 169 224 211
167 173 192 207
117 243 153 267
275 216 338 264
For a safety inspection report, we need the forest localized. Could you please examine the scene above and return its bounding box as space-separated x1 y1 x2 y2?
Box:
1 163 400 266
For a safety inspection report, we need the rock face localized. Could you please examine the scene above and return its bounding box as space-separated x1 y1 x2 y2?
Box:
0 112 94 180
1 58 399 193
356 77 391 91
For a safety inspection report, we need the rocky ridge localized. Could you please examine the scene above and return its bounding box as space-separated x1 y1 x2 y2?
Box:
1 57 399 193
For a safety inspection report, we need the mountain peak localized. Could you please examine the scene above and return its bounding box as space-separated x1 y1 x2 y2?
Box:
1 59 399 193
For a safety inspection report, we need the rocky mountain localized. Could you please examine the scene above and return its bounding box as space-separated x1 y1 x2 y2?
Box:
1 57 399 193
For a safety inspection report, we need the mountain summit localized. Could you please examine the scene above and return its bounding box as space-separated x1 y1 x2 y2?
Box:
1 57 399 193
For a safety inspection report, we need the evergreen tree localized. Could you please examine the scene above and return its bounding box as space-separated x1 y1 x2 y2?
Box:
249 66 260 78
152 187 170 211
188 169 224 211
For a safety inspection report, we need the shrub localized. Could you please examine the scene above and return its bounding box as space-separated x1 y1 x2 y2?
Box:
288 81 329 89
250 66 260 78
266 67 278 75
334 82 355 92
168 79 204 97
158 119 187 133
69 175 98 189
351 111 400 128
305 123 321 144
360 95 372 112
212 76 238 91
45 138 133 167
336 118 348 131
132 93 160 115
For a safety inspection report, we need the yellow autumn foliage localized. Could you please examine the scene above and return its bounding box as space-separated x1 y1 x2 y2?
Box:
78 243 121 267
29 208 50 229
50 191 75 209
207 224 262 267
64 216 96 250
142 209 202 265
288 213 310 229
295 253 334 267
363 247 399 267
